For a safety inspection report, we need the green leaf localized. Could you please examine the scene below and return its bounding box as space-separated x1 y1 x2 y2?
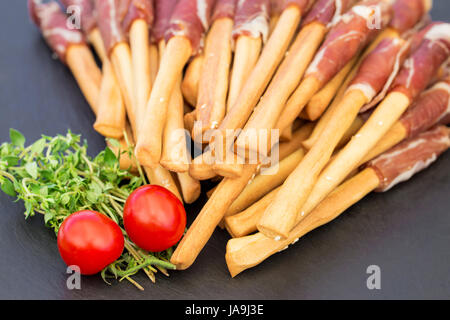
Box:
25 162 38 179
9 129 25 148
104 147 118 167
44 212 54 224
3 156 19 167
1 179 16 197
31 138 46 155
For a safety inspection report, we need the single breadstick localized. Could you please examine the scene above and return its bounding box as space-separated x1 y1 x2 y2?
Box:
93 60 127 139
87 28 107 62
181 55 204 106
144 166 182 201
304 56 358 121
161 77 190 172
227 0 270 112
228 37 262 112
149 44 159 83
226 125 450 277
171 165 259 270
184 110 197 134
194 15 234 142
226 149 305 217
177 172 201 204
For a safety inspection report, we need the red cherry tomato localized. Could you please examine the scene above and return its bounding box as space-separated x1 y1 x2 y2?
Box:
57 210 124 275
123 185 186 252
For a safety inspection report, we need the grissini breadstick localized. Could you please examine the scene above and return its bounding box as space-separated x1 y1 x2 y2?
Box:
28 0 135 171
193 0 236 143
171 165 259 270
273 0 392 139
211 0 314 154
226 126 450 276
123 0 154 138
303 0 433 149
227 0 270 112
189 149 217 180
182 55 204 107
360 76 450 164
257 36 408 239
96 0 136 133
60 0 127 139
304 56 358 121
298 24 450 220
161 77 190 172
149 44 159 83
136 0 215 168
177 172 202 204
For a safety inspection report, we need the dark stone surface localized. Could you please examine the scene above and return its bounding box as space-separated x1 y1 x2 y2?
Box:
0 1 448 299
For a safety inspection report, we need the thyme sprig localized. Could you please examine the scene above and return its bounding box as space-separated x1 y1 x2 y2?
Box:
0 129 176 290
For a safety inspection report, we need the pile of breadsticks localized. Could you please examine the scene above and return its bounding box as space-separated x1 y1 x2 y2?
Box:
29 0 450 277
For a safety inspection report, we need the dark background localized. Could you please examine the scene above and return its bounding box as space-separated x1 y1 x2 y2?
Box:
0 1 449 300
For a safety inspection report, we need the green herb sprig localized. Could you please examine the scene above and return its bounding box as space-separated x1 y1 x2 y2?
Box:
0 129 176 290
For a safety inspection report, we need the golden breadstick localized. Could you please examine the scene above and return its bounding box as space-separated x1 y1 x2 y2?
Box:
189 150 217 180
227 36 262 112
171 165 259 270
87 27 107 62
149 44 159 83
182 55 204 107
144 166 182 201
130 19 152 137
184 110 197 134
136 36 192 168
226 168 380 277
177 172 201 204
194 17 234 142
94 60 127 139
304 57 358 121
160 77 190 172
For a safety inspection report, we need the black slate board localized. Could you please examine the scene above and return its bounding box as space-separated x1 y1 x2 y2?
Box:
0 1 449 300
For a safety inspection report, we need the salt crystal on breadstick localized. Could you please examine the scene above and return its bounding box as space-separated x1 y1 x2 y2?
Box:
193 0 236 143
226 125 450 277
299 23 450 220
361 76 450 163
136 0 215 168
273 0 392 138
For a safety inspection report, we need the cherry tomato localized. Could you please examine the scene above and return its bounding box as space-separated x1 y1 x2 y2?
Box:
123 185 186 252
57 210 124 275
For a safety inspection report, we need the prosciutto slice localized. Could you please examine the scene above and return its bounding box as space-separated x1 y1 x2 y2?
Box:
281 0 316 14
391 22 450 101
28 0 85 63
232 0 270 42
390 0 426 35
349 37 409 112
368 126 450 192
152 0 178 43
122 0 154 32
60 0 97 34
305 0 392 86
95 0 126 54
165 0 216 55
400 78 450 138
302 0 356 27
212 0 236 21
